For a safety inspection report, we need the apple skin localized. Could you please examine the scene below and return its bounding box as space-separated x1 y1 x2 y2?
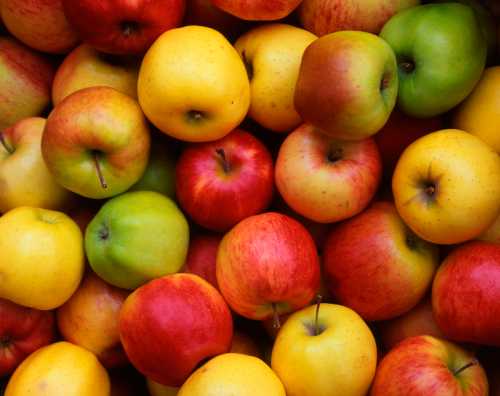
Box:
323 201 439 321
183 233 222 289
370 335 488 396
0 117 74 214
42 86 151 199
432 241 500 346
0 37 55 131
271 303 377 396
294 30 398 140
211 0 303 21
275 123 382 223
0 298 55 377
299 0 420 37
176 129 274 232
62 0 186 55
119 273 233 387
216 212 320 320
392 129 500 245
57 271 129 368
478 212 500 244
380 3 487 118
52 44 140 106
1 0 78 54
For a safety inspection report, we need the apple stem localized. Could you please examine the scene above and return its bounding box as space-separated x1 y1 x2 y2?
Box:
314 294 323 336
453 359 478 376
215 148 231 173
272 303 281 330
0 132 13 154
93 152 108 189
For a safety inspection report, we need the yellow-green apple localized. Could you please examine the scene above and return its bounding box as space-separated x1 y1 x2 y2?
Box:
176 129 274 231
0 117 74 214
52 44 140 106
147 379 178 396
138 25 250 142
392 129 500 244
370 335 488 396
275 123 381 223
216 212 320 320
42 86 151 199
323 201 439 321
62 0 185 55
85 191 189 290
211 0 303 20
294 31 398 140
183 233 222 289
299 0 419 36
1 0 78 54
0 298 55 377
57 271 129 368
119 273 233 386
378 297 445 351
432 241 500 346
234 24 317 132
380 3 487 117
0 37 55 131
271 303 377 396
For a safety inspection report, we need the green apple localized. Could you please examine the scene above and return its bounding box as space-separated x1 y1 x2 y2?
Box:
85 190 189 290
380 3 487 117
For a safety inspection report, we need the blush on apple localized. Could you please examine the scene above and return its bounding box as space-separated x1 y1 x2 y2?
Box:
211 0 303 21
183 233 222 289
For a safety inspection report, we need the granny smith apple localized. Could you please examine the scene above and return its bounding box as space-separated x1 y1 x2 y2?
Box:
380 3 487 117
85 191 189 290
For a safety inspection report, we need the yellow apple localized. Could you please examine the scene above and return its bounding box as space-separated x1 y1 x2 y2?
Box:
138 25 250 142
271 303 377 396
147 379 178 396
234 24 317 132
0 117 74 214
393 129 500 244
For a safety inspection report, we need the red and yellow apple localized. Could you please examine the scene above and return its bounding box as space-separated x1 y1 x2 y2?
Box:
211 0 303 21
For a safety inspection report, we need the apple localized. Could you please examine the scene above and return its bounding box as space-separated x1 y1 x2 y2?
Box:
1 0 78 54
377 297 445 351
57 271 129 368
62 0 185 55
432 241 500 346
323 201 439 321
234 24 317 132
85 191 189 290
294 31 398 140
275 123 382 223
370 335 488 396
211 0 303 21
183 233 222 289
176 129 274 231
478 212 500 244
0 37 55 131
380 3 487 117
392 129 500 244
52 44 140 106
299 0 420 37
0 117 74 214
42 86 151 199
138 25 250 142
271 303 377 396
0 298 55 377
119 273 233 387
216 212 320 321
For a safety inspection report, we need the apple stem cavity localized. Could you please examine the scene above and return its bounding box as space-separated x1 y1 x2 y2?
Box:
92 151 108 189
120 21 139 37
327 147 343 163
272 303 281 330
215 148 231 173
314 294 323 336
453 359 478 376
0 132 13 154
399 60 415 74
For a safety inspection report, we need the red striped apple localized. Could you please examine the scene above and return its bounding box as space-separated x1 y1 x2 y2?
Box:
211 0 303 21
183 233 222 289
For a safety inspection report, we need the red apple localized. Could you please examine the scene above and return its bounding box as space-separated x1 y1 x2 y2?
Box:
211 0 303 21
433 241 500 346
119 273 233 387
275 123 382 223
216 212 320 320
176 129 274 232
323 201 439 321
0 298 55 376
183 233 222 289
62 0 186 55
371 335 488 396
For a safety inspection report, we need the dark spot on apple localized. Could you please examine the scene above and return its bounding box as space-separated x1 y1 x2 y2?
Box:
303 321 326 336
185 110 206 124
241 50 254 81
98 224 110 241
327 147 343 163
398 57 415 74
120 21 140 37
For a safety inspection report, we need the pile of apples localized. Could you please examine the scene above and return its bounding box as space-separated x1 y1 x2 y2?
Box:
1 0 500 395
